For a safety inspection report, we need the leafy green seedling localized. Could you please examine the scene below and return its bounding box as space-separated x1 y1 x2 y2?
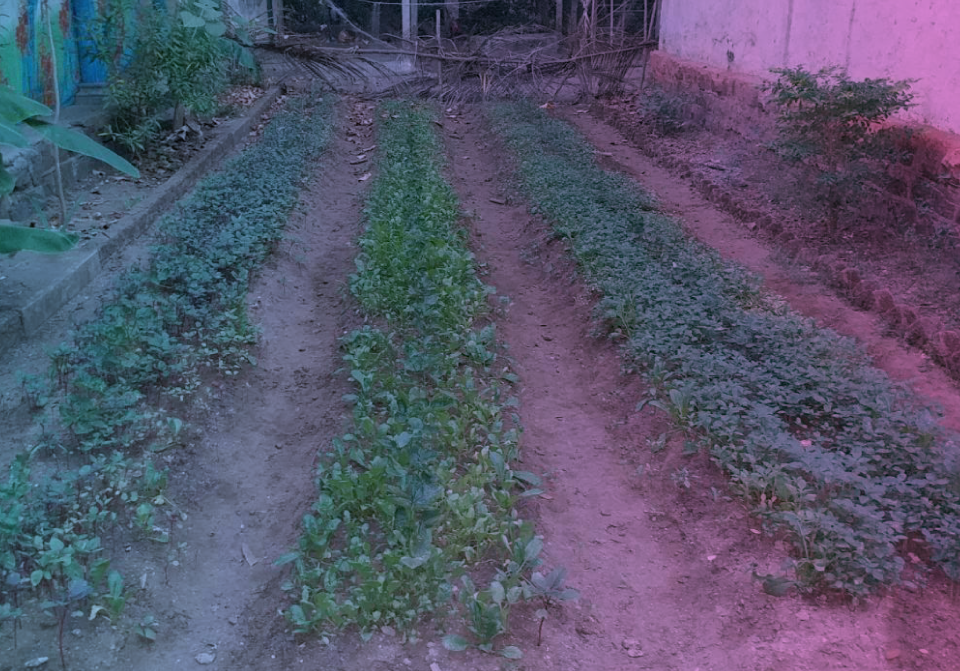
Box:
136 614 158 642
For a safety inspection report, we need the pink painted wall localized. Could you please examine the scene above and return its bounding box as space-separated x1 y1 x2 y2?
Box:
659 0 960 135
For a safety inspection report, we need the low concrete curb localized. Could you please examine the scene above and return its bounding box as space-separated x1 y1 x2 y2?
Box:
0 87 281 357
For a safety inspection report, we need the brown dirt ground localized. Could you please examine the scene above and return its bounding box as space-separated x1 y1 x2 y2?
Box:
3 95 960 671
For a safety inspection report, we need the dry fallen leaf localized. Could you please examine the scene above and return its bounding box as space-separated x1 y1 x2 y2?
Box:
241 542 258 566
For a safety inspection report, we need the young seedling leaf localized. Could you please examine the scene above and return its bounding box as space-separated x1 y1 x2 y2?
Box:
513 470 542 486
500 646 523 659
488 580 505 605
442 634 470 651
524 537 543 563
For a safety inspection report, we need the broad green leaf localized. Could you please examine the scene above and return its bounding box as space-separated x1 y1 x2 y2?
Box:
0 86 51 123
524 537 543 563
442 634 470 651
506 585 522 604
488 580 505 605
68 578 92 601
0 166 15 196
238 48 257 70
513 470 542 486
273 551 300 566
0 119 28 147
24 120 140 178
205 21 226 37
500 646 523 659
107 570 123 595
0 225 80 256
400 554 428 569
179 10 205 27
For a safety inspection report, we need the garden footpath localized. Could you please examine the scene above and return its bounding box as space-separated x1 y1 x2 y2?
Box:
2 95 960 671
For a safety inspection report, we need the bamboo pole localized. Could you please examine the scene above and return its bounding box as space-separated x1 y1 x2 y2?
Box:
42 0 67 228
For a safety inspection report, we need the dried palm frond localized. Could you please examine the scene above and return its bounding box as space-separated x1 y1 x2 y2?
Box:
566 34 650 98
255 40 397 89
372 27 653 104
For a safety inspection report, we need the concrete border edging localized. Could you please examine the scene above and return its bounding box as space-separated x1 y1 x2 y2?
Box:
0 87 281 357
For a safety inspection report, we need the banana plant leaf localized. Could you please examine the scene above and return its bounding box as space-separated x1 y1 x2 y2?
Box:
0 86 51 124
0 167 14 196
24 120 140 179
0 118 29 147
0 224 79 255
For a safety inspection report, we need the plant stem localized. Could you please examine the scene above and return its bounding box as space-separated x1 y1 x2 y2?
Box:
58 605 67 670
43 0 69 229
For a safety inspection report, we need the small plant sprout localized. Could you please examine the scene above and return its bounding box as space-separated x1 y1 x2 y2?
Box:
670 468 695 490
645 433 668 454
136 614 158 642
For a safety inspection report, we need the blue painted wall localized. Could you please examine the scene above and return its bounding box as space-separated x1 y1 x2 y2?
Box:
0 0 96 106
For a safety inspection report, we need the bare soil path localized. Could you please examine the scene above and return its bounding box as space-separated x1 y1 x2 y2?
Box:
439 106 896 671
4 97 960 671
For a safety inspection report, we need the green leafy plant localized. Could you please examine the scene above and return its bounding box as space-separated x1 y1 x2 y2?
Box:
89 0 258 155
136 614 158 642
282 103 572 652
490 101 960 597
764 66 915 231
0 96 335 654
0 86 138 246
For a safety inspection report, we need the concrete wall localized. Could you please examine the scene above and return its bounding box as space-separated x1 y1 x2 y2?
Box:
659 0 960 135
